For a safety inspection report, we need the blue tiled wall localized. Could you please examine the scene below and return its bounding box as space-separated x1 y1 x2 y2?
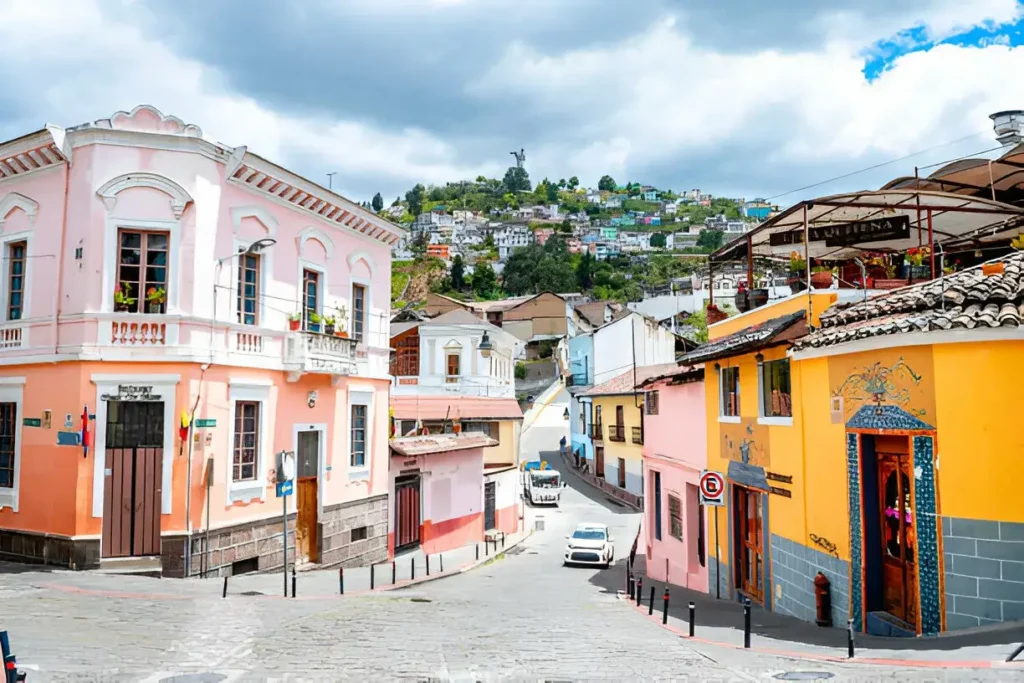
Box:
912 435 941 636
846 432 864 631
771 534 850 628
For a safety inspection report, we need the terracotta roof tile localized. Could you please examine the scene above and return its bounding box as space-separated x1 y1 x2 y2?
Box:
677 310 806 365
583 363 680 397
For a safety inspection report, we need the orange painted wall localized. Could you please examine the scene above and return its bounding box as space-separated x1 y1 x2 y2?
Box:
421 510 484 555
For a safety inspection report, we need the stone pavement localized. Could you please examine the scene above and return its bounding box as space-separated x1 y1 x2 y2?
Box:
2 392 1022 680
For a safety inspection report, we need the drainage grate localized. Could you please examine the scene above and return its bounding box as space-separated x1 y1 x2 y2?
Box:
773 673 835 681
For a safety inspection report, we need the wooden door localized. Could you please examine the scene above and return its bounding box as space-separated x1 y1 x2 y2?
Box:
484 481 496 530
877 450 918 627
595 446 605 478
102 401 163 558
733 486 764 604
296 430 320 563
617 458 626 488
395 475 421 552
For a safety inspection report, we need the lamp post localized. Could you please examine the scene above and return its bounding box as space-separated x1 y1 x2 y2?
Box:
478 332 493 397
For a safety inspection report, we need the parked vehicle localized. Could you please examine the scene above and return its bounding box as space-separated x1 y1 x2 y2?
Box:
563 523 614 568
521 460 565 505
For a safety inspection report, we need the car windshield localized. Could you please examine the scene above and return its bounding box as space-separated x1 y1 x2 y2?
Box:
530 472 560 488
572 529 606 541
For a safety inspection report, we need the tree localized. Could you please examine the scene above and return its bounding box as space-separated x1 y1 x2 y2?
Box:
411 231 428 257
405 184 425 216
546 182 559 203
598 175 616 191
392 196 401 207
576 251 593 290
503 166 531 193
558 178 567 189
696 227 726 251
558 219 572 234
471 262 497 296
428 185 446 202
371 192 384 212
450 255 466 291
650 232 667 248
568 176 579 190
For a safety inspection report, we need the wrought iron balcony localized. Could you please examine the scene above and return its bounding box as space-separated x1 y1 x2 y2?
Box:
590 422 603 440
608 424 625 442
284 330 357 376
631 426 643 445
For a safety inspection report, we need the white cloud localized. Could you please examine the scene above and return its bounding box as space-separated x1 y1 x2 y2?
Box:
0 0 487 198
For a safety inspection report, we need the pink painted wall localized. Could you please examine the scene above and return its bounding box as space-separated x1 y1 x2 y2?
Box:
641 378 708 591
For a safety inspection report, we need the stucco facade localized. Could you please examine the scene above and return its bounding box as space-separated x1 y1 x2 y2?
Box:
0 105 404 576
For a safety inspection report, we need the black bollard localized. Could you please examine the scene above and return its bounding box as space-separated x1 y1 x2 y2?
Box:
440 554 444 573
222 576 228 598
848 619 855 659
628 576 635 600
1007 642 1024 663
662 586 670 625
426 554 431 576
411 556 416 581
476 543 479 560
339 567 344 595
636 576 643 607
291 565 296 598
485 539 490 556
743 599 751 648
501 532 506 548
648 585 655 615
688 601 695 637
371 564 375 590
392 561 397 584
625 569 631 595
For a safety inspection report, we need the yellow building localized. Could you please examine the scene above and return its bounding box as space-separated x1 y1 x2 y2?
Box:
684 253 1024 636
583 364 677 507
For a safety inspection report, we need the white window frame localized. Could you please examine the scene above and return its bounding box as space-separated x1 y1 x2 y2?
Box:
350 279 370 346
757 358 794 427
297 259 327 325
0 233 31 324
0 377 25 512
232 237 271 327
347 388 373 480
103 218 181 314
227 379 272 505
718 366 741 424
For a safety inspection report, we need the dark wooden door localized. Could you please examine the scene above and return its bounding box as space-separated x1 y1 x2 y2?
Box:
102 401 163 558
595 446 605 478
733 486 764 604
877 450 918 627
395 475 421 552
296 430 320 563
617 458 626 488
484 481 496 530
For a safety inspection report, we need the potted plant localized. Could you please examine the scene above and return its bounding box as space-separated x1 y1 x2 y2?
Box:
145 286 166 314
288 312 301 331
335 320 349 338
334 306 349 337
810 265 834 289
907 247 931 280
787 252 807 292
113 282 136 312
308 312 322 333
323 314 336 335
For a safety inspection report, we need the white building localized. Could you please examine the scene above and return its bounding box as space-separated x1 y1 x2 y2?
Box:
496 224 531 260
591 311 677 386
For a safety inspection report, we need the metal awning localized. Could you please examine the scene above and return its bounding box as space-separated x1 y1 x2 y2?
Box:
881 143 1024 205
711 190 1024 264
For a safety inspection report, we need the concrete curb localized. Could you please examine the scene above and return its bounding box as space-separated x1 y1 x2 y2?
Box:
623 599 1024 671
557 447 643 511
378 530 533 591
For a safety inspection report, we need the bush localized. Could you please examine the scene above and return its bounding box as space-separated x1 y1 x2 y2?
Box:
514 362 528 380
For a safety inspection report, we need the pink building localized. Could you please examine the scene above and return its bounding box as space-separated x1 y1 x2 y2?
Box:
0 105 405 577
639 365 708 591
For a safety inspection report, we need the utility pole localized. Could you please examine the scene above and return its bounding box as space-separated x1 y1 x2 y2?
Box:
326 172 337 190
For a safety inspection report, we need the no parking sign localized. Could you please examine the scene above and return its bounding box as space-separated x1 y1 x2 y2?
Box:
699 470 725 506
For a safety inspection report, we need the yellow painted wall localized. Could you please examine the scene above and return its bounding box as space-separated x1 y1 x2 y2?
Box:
593 394 644 463
483 419 521 467
709 292 837 341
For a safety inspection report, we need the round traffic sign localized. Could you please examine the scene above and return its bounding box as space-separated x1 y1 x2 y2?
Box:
700 471 725 499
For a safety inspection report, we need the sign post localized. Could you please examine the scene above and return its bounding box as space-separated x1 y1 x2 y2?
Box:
275 450 296 598
699 470 726 599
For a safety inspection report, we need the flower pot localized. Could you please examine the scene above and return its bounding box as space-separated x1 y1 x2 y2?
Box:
324 323 335 335
733 291 750 313
706 304 728 325
336 331 349 338
786 275 807 293
115 303 130 312
308 323 321 333
748 288 769 309
982 262 1004 276
288 319 301 331
811 272 833 289
147 302 163 314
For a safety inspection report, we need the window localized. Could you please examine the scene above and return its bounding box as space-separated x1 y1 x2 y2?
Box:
391 331 419 376
760 359 792 418
668 494 683 540
302 268 320 330
350 404 367 468
720 366 740 417
232 401 260 482
116 230 168 314
352 283 366 343
446 352 460 383
0 402 15 488
236 253 260 325
463 421 496 439
652 471 662 541
6 241 25 321
350 525 368 542
645 390 659 416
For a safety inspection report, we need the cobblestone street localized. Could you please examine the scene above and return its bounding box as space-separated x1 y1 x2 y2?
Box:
1 394 1022 680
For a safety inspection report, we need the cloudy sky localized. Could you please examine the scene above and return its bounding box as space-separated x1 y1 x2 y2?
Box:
2 0 1023 206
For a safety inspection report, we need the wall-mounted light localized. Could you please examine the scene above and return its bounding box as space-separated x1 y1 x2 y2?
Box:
478 332 493 358
714 362 721 372
755 353 764 366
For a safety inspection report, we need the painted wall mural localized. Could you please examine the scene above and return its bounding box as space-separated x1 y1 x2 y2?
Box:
829 348 937 427
721 419 769 467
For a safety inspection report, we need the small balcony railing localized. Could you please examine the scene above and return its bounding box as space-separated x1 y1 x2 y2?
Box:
284 331 357 375
631 426 643 445
590 423 603 440
608 424 625 442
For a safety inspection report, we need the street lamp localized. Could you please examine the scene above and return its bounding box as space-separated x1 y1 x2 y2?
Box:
478 332 493 358
990 110 1024 146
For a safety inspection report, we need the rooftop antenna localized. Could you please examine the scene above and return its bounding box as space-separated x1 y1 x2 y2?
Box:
326 172 338 190
510 148 526 169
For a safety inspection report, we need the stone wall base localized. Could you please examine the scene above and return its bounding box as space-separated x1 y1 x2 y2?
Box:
0 529 100 570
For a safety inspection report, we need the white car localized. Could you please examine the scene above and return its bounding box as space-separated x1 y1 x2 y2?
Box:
563 523 614 568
